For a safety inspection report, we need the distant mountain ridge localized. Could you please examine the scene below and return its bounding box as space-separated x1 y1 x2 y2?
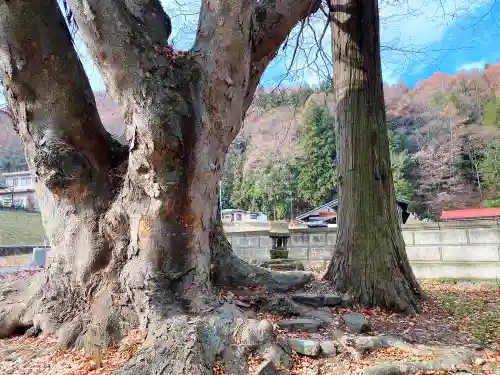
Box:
2 64 500 213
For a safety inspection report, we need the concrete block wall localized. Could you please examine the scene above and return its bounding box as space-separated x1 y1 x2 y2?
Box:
0 245 50 257
225 222 500 279
226 230 272 261
403 224 500 279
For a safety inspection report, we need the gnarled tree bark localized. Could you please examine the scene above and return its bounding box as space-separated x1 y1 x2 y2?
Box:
323 0 423 313
0 0 318 373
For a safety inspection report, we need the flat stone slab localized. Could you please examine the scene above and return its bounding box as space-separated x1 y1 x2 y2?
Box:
260 260 305 271
320 340 337 356
270 249 289 259
484 364 500 373
255 360 276 375
276 319 323 332
267 263 300 271
287 339 321 357
342 312 371 333
268 272 313 292
291 293 342 307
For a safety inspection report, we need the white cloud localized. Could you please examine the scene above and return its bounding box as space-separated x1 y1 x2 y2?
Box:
69 0 494 90
264 0 489 87
379 0 489 83
456 60 486 71
380 0 481 47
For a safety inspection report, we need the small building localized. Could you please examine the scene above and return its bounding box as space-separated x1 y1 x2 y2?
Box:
297 197 411 225
440 207 500 221
221 209 268 223
0 171 38 210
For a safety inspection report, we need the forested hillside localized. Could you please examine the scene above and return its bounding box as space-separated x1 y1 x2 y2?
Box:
2 65 500 218
224 64 500 219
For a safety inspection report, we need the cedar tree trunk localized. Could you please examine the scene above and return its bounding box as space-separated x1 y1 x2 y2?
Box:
0 0 318 373
323 0 423 313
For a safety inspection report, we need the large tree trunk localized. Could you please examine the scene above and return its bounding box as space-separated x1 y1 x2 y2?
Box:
0 0 318 373
323 0 423 313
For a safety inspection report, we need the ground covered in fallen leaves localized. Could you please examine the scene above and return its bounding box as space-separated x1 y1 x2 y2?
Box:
0 272 498 375
0 330 144 375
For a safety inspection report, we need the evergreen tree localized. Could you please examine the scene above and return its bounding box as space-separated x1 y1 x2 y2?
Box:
233 156 299 219
297 101 337 206
480 138 500 191
483 95 500 128
388 129 415 200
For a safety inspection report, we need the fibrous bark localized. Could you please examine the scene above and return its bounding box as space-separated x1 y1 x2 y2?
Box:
323 0 423 312
0 0 318 373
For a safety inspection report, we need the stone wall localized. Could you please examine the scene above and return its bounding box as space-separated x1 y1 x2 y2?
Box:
0 245 50 257
225 221 500 279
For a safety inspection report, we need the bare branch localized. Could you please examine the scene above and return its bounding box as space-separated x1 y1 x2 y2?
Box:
243 0 322 112
65 0 173 102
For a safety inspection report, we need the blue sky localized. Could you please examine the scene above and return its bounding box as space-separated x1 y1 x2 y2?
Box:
77 0 500 92
380 0 500 87
3 0 500 100
257 0 500 88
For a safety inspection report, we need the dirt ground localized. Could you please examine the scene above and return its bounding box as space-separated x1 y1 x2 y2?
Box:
0 253 54 268
0 271 499 375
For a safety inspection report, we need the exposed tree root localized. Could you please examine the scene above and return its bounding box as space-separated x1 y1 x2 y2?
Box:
339 335 413 358
359 349 475 375
211 222 313 292
250 294 334 321
0 221 314 375
0 263 294 374
0 274 43 339
324 254 422 315
115 304 290 375
2 285 290 375
334 333 475 375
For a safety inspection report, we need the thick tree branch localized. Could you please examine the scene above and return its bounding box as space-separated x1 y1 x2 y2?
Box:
0 0 126 193
243 0 322 112
66 0 173 102
191 0 257 150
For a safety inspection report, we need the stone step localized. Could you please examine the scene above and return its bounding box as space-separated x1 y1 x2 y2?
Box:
269 263 304 271
259 260 305 271
270 249 289 259
254 360 276 375
287 339 321 357
276 318 324 332
290 293 342 307
342 312 371 333
260 259 295 265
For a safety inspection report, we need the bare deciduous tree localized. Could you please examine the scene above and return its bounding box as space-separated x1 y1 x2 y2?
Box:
0 0 318 373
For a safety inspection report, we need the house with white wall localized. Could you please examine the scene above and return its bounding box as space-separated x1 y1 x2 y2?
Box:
0 170 38 210
221 209 268 223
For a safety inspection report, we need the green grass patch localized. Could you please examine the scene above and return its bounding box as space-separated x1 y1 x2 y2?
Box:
425 281 500 344
0 211 47 245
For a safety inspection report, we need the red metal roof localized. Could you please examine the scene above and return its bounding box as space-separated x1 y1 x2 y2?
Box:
319 212 337 218
440 207 500 220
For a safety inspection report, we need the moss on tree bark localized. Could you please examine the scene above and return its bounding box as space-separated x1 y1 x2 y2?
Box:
0 0 319 373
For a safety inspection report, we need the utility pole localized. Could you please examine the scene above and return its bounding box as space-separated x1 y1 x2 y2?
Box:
10 185 14 208
219 180 222 210
290 193 293 221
